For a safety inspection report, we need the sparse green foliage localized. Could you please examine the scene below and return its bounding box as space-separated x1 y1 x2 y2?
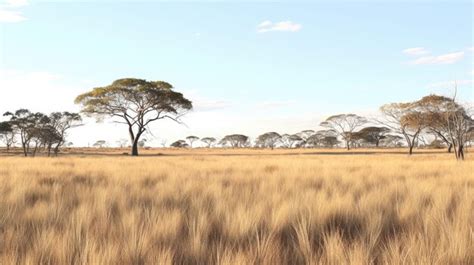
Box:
75 78 192 156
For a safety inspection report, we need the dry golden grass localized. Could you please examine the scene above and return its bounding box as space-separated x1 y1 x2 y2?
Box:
0 149 473 264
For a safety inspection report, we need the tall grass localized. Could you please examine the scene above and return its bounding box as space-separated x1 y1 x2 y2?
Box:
0 151 472 264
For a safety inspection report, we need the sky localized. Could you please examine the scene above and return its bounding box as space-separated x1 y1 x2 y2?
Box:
0 0 472 147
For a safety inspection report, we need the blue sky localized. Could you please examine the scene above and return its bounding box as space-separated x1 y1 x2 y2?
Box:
0 0 472 146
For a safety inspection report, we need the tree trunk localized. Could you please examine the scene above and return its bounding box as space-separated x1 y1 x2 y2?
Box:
130 129 144 156
22 143 28 157
131 141 139 156
47 144 52 157
54 143 60 156
455 145 464 160
32 142 39 157
408 145 413 155
346 140 350 150
21 134 28 157
448 143 453 153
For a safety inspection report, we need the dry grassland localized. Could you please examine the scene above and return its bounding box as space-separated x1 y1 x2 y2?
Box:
0 150 472 264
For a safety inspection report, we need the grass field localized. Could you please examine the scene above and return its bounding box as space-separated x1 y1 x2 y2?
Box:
0 149 473 264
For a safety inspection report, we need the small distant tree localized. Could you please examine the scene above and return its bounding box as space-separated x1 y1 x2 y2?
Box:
320 114 367 150
117 138 129 148
93 140 107 148
201 137 216 148
75 78 192 156
321 136 340 148
297 130 315 146
186 136 199 148
219 134 249 148
160 139 167 147
355 126 391 147
170 140 188 148
256 132 281 149
379 134 404 147
48 112 82 155
306 130 338 147
280 134 303 148
0 121 16 152
138 139 147 148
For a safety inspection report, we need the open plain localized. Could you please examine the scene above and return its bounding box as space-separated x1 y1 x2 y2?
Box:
0 148 472 265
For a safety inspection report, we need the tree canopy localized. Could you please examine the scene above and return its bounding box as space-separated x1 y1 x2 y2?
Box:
75 78 192 156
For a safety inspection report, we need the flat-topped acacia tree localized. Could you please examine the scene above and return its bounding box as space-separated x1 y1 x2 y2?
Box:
75 78 192 156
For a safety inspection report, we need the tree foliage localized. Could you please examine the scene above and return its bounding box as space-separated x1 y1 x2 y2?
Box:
170 140 189 148
256 132 281 149
219 134 249 148
201 137 216 148
75 78 192 156
320 114 367 150
0 121 15 151
186 136 199 147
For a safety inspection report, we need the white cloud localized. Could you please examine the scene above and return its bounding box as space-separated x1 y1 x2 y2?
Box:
0 8 25 22
5 0 28 8
402 47 430 56
410 51 464 65
0 0 28 23
257 20 302 33
426 79 473 89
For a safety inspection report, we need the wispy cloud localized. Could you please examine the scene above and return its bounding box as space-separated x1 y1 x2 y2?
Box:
402 47 430 56
427 79 473 89
0 0 28 23
257 20 302 33
410 51 464 65
255 100 296 109
180 89 233 112
5 0 28 7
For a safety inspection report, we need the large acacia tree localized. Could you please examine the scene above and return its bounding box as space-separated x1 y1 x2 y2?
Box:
75 78 192 156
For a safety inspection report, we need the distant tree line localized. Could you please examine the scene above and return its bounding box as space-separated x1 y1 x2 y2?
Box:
170 94 473 160
1 78 472 160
